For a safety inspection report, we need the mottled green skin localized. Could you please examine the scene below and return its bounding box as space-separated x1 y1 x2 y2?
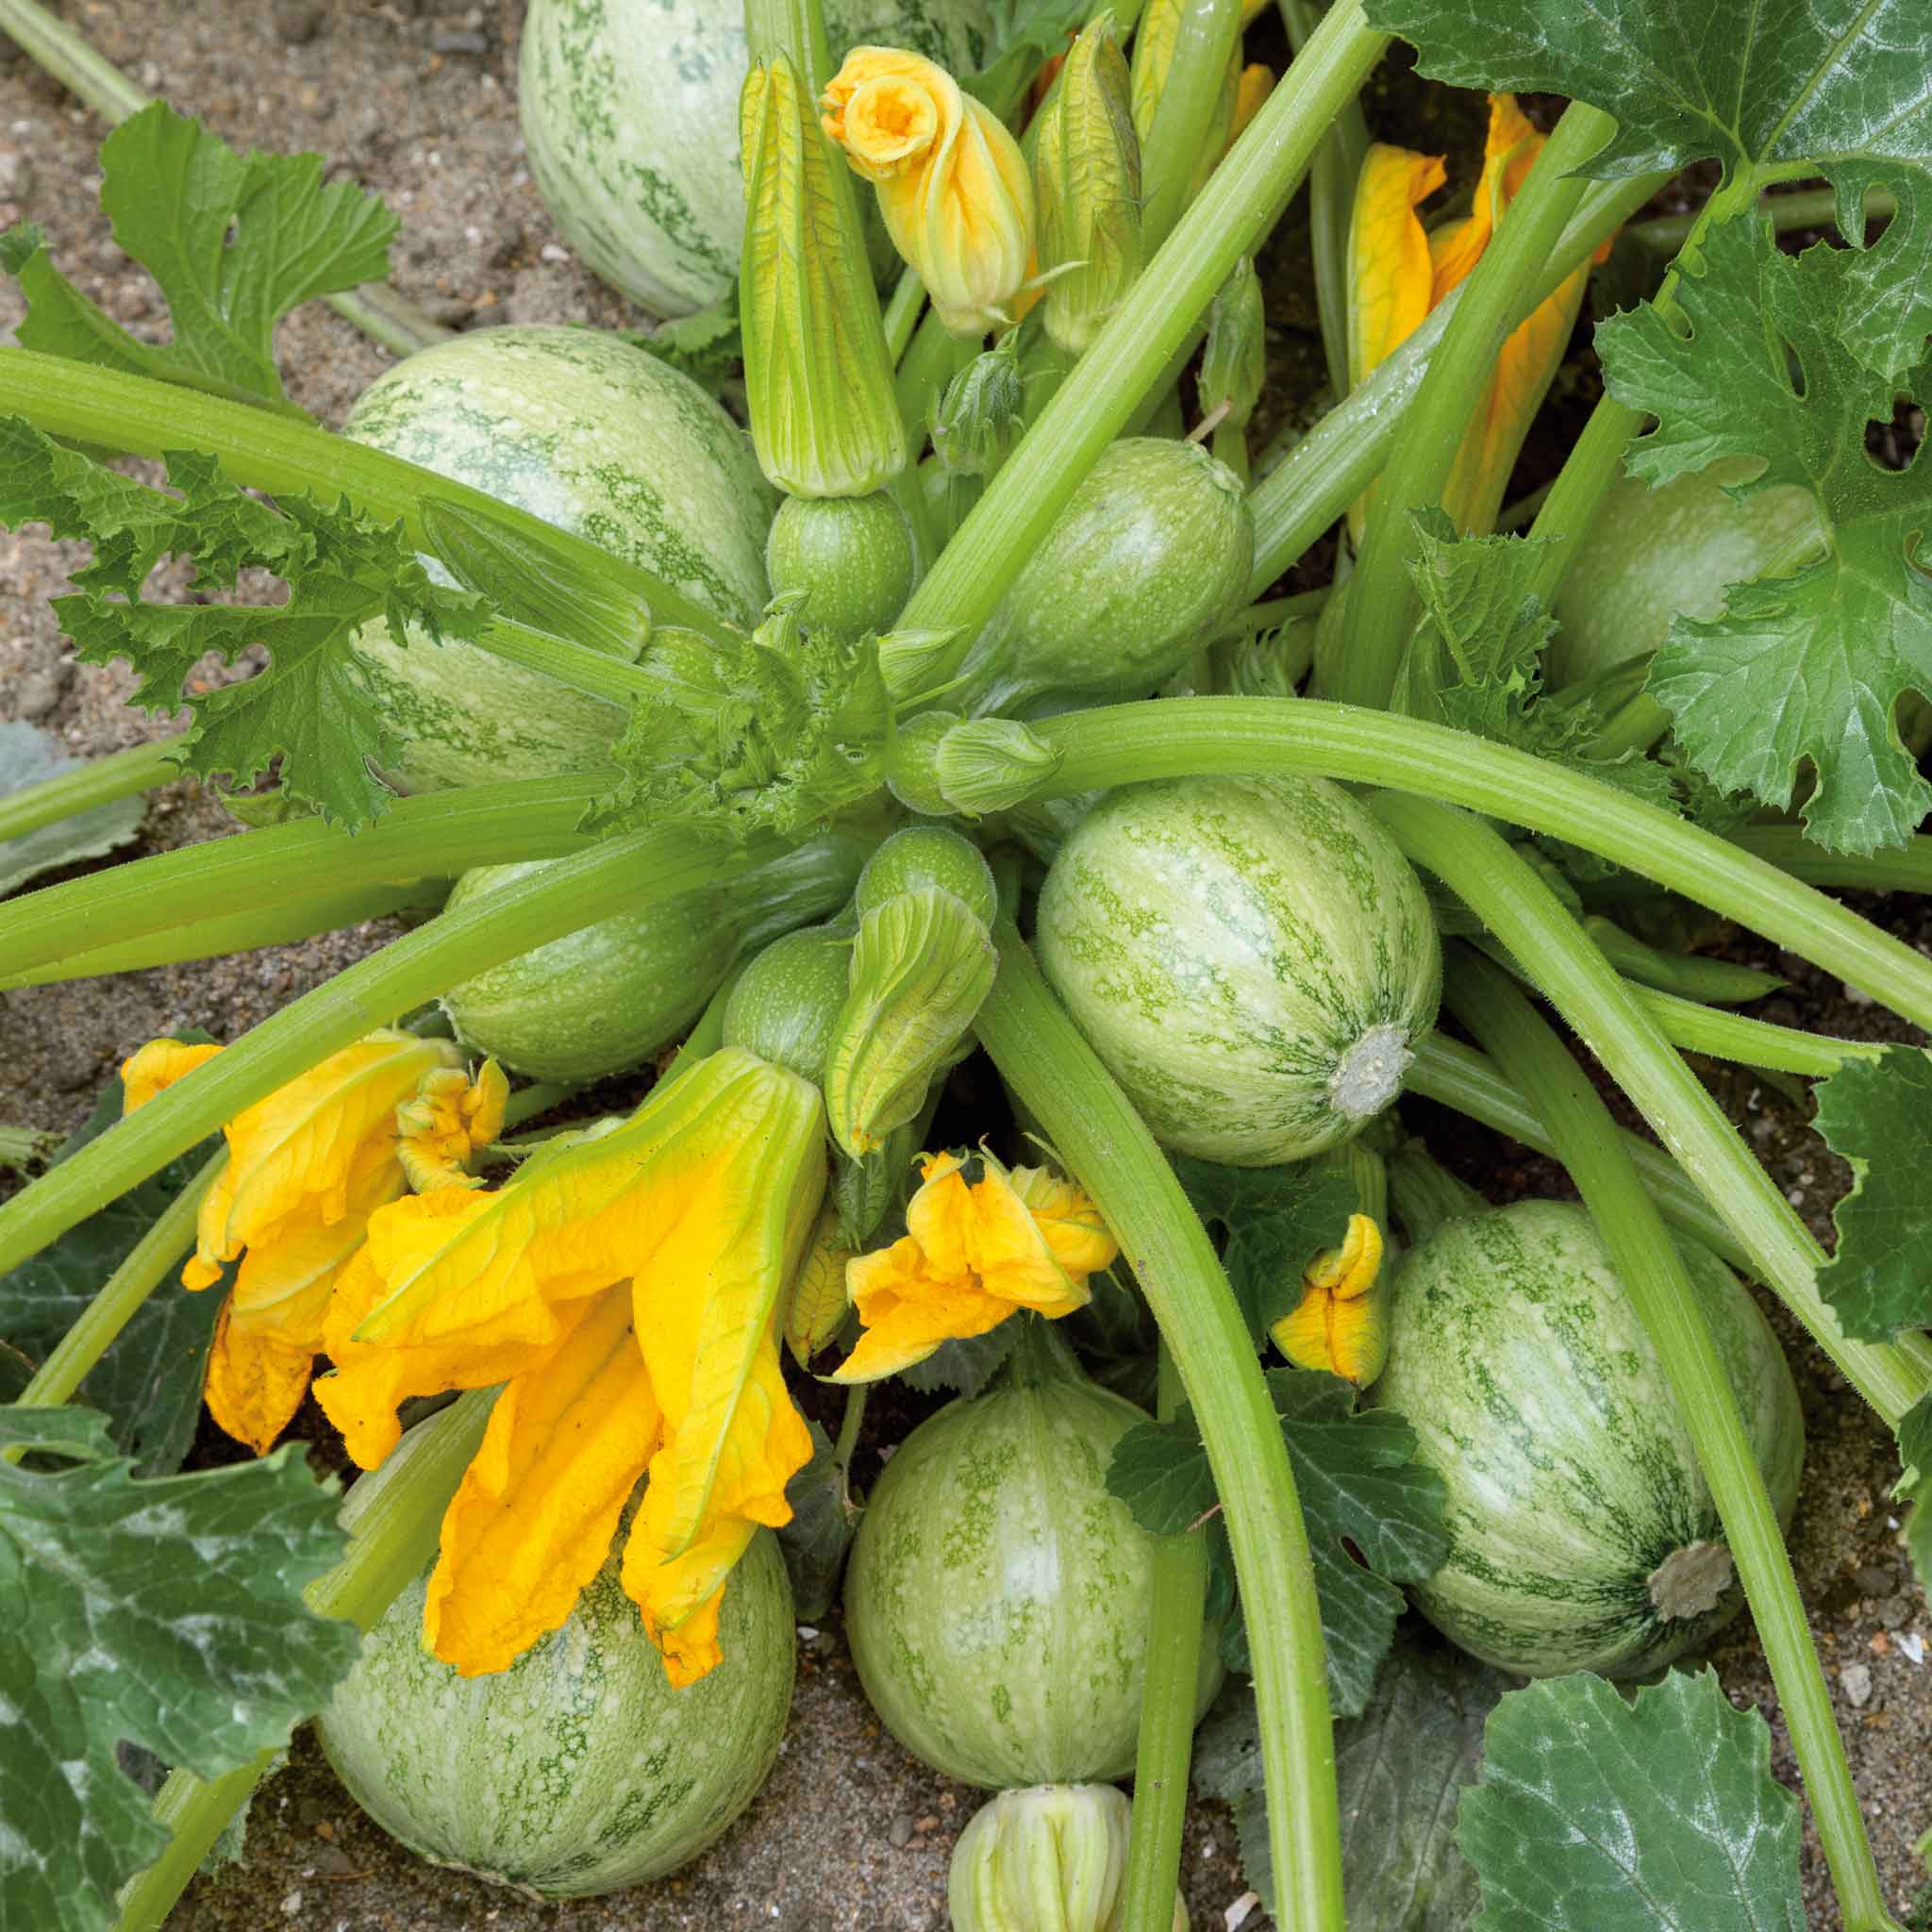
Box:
765 491 917 639
958 439 1255 711
314 1531 794 1899
519 0 992 317
343 325 774 791
1547 459 1825 689
1035 774 1441 1164
1371 1201 1805 1680
843 1365 1223 1788
721 925 851 1082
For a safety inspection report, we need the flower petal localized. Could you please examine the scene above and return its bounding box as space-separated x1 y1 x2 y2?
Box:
203 1296 314 1456
121 1040 222 1114
829 1268 1008 1382
425 1286 660 1677
621 1505 756 1689
1346 143 1445 391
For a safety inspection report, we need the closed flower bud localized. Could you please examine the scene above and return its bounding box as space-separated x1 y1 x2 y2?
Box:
1033 16 1141 355
823 46 1037 336
930 332 1027 477
933 715 1061 816
785 1203 856 1368
1199 256 1265 432
949 1783 1189 1932
741 53 907 496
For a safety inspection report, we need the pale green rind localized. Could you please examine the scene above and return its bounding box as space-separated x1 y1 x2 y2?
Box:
518 0 992 318
1546 459 1826 689
1371 1200 1804 1680
342 325 774 791
1035 774 1442 1164
315 1529 794 1899
842 1364 1223 1788
959 438 1256 711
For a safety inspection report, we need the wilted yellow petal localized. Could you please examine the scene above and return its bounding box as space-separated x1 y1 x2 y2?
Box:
121 1039 223 1114
832 1235 1009 1381
1306 1212 1383 1299
1008 1164 1118 1284
203 1298 315 1456
1346 143 1446 392
958 1157 1094 1315
1270 1213 1390 1386
622 1508 756 1688
425 1286 661 1676
396 1058 508 1194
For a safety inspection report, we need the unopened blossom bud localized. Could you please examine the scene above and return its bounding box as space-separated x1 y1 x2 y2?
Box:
1199 256 1265 432
823 46 1037 336
930 332 1026 477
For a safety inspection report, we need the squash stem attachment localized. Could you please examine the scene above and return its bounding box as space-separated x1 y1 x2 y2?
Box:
1440 945 1902 1932
1365 793 1932 1430
112 1391 499 1932
976 925 1345 1932
1118 1341 1209 1932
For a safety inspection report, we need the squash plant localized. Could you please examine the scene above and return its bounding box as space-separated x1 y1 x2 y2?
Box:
1 0 1930 1926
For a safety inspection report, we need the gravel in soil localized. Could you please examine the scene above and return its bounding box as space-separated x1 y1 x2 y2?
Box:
3 5 1930 1927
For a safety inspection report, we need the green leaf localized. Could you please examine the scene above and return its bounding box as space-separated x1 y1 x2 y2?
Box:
1194 1638 1508 1924
0 720 146 897
1361 0 1932 381
1811 1048 1932 1341
1457 1668 1804 1930
0 1405 358 1932
1170 1153 1357 1347
774 1420 862 1622
2 104 395 412
1108 1368 1449 1715
966 0 1092 111
0 418 491 827
614 291 742 391
1597 214 1932 853
896 1322 1021 1396
596 596 892 842
0 1064 225 1477
1899 1392 1932 1597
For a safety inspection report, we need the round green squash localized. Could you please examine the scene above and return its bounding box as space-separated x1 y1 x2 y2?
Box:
765 491 919 638
343 325 774 792
1371 1199 1804 1680
518 0 993 318
1545 459 1825 690
843 1326 1223 1787
315 1529 795 1899
1035 774 1442 1164
955 439 1255 714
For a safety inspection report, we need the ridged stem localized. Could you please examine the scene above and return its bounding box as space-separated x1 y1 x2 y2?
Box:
977 927 1342 1931
1443 946 1898 1932
1139 0 1245 253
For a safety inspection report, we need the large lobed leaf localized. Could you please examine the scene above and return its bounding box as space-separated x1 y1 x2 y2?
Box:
2 102 395 412
0 1406 358 1932
0 417 491 827
1107 1366 1448 1714
1458 1668 1804 1930
1811 1047 1932 1340
1598 215 1932 854
1363 0 1932 381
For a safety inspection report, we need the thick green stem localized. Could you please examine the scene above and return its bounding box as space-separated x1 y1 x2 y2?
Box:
977 928 1342 1931
0 774 602 981
1330 103 1613 707
113 1391 497 1932
1442 947 1899 1932
1581 917 1783 1005
1139 0 1244 253
0 827 729 1278
1243 172 1665 597
0 737 179 846
1031 700 1932 1031
898 1 1387 670
1369 794 1932 1428
1608 982 1876 1079
465 616 658 708
1726 826 1932 895
9 1151 222 1413
1119 1343 1208 1932
0 350 736 645
1523 393 1644 602
1629 185 1891 256
882 269 925 363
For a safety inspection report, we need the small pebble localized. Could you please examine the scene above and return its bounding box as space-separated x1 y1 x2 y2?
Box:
1854 1563 1898 1595
1224 1894 1260 1931
273 0 322 44
279 1890 304 1918
888 1813 914 1848
1840 1661 1874 1707
540 242 572 263
13 669 64 723
430 27 490 54
1877 1594 1913 1630
1898 1631 1925 1665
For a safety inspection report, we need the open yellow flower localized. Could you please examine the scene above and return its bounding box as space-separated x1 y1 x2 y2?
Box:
822 46 1036 335
832 1149 1117 1383
314 1046 825 1688
1346 94 1607 538
1270 1212 1390 1387
120 1032 503 1455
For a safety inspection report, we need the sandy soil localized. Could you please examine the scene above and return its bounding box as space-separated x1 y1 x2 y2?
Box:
1 4 1927 1927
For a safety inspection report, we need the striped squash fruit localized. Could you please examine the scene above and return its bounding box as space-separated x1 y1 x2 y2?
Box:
518 0 993 318
342 324 774 792
1035 774 1441 1164
842 1324 1223 1787
316 1529 795 1898
1371 1199 1804 1679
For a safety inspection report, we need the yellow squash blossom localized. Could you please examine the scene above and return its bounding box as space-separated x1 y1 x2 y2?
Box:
120 1032 504 1456
823 45 1037 336
315 1046 824 1688
833 1149 1117 1383
1346 94 1607 539
1270 1212 1390 1387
